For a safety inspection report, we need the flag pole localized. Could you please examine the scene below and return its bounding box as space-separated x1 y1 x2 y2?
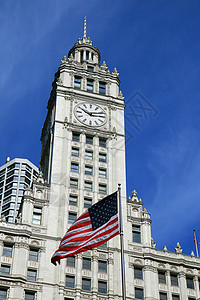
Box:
193 229 199 257
118 183 126 300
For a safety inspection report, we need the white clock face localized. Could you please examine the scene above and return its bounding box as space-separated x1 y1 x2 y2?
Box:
74 102 107 127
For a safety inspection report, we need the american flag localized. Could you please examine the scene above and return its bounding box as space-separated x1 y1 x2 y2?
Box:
51 191 119 266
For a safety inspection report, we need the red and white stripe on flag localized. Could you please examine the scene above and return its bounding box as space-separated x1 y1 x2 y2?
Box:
51 192 119 266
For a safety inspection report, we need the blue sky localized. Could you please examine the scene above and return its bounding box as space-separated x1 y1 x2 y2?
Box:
0 0 200 255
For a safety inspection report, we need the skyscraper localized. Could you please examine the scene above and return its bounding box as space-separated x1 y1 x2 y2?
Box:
0 157 38 223
0 19 199 300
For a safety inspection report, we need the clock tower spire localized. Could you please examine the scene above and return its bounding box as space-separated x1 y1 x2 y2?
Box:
83 16 87 38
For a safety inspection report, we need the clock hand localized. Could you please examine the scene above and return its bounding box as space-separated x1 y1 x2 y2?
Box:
91 114 105 117
80 107 92 116
90 112 105 117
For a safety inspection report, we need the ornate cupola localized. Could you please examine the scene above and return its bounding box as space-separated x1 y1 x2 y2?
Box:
68 17 100 64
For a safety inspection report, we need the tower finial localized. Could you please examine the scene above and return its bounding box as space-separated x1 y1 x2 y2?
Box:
83 16 87 38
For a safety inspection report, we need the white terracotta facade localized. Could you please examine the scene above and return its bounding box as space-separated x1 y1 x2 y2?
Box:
0 25 199 300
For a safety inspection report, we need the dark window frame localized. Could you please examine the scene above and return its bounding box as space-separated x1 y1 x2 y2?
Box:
82 257 91 270
134 266 143 280
66 275 75 288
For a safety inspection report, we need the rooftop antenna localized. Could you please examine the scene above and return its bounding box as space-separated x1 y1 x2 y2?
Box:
83 16 87 38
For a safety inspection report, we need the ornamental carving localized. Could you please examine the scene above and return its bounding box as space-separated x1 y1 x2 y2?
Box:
5 235 14 243
134 259 143 265
108 258 114 265
30 240 40 246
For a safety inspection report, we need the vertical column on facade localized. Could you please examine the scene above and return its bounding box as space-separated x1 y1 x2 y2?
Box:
78 51 81 63
36 290 42 300
142 210 152 246
93 135 99 204
12 242 29 279
37 248 46 281
0 240 3 256
92 250 98 300
42 204 48 227
107 137 113 195
143 265 157 300
79 133 85 215
60 128 72 236
194 275 199 299
75 254 82 300
89 52 91 60
83 50 86 61
166 270 172 300
94 79 98 94
74 50 78 61
82 76 86 91
22 196 33 225
59 259 66 291
47 127 54 183
179 272 187 300
108 253 114 300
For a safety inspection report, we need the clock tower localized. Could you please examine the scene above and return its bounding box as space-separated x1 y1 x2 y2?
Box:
40 18 126 233
39 17 128 299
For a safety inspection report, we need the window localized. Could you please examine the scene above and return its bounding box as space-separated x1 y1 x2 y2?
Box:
68 212 77 223
171 274 178 286
72 132 80 142
66 275 75 288
160 293 167 300
25 291 35 300
82 278 91 291
29 249 39 261
88 66 94 72
84 181 92 192
87 79 93 92
72 147 79 157
132 225 141 243
99 82 106 95
99 153 106 163
74 76 81 89
99 184 107 194
98 281 107 294
134 266 143 279
27 269 37 281
0 288 7 299
32 207 42 225
99 138 106 148
158 271 166 284
84 197 92 208
0 265 10 276
86 135 93 145
71 163 79 173
85 150 93 160
135 287 144 299
85 166 93 176
99 168 106 178
69 195 78 206
86 51 89 60
82 258 91 270
81 51 83 62
172 295 179 300
66 256 75 268
3 244 13 257
98 260 107 273
186 276 194 289
70 178 78 189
